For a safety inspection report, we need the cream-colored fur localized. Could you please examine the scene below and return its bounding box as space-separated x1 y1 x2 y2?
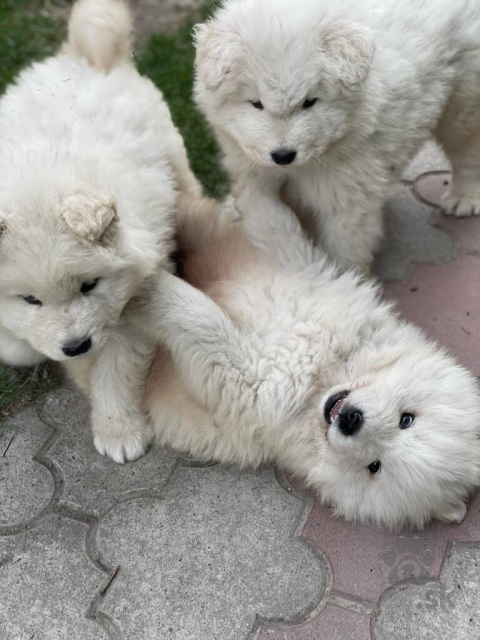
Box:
140 192 480 529
194 0 480 271
0 0 201 462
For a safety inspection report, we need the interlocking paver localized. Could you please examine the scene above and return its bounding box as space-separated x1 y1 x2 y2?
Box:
96 466 326 640
385 256 480 375
0 514 109 639
0 407 54 530
259 477 480 638
373 547 480 640
375 186 454 282
258 604 371 640
38 388 179 514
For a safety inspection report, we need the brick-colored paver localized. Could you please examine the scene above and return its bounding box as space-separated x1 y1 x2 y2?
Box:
385 255 480 375
259 476 480 638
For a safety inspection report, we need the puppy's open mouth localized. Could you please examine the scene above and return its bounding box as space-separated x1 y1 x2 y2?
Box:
324 390 350 424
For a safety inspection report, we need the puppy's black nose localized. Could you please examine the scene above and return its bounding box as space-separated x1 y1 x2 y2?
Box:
62 337 92 358
338 405 364 436
271 149 297 165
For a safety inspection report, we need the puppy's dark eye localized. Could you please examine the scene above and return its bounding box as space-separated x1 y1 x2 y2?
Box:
303 98 318 109
400 413 415 429
250 100 264 110
368 461 381 474
81 278 99 294
22 295 42 306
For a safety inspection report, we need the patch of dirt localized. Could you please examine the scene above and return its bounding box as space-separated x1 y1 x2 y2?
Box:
49 0 205 42
130 0 204 40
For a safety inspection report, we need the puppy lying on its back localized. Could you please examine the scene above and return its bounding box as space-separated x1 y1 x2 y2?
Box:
0 0 200 462
136 192 480 530
194 0 480 271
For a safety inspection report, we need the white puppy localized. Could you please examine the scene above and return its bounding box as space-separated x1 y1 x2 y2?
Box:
0 0 201 462
138 192 480 529
194 0 480 270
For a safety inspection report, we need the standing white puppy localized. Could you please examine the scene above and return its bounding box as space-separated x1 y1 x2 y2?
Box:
194 0 480 270
0 0 201 462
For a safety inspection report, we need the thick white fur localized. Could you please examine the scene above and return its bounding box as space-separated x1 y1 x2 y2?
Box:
0 0 201 462
141 192 480 530
194 0 480 270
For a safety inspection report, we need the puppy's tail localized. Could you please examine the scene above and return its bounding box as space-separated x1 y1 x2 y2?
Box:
65 0 132 72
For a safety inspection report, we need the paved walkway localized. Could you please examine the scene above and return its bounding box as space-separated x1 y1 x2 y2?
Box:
1 142 480 639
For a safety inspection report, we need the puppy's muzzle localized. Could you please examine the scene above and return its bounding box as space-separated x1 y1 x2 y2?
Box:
62 337 92 358
338 404 364 436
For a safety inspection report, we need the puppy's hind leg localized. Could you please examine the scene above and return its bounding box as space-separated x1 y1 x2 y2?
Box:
436 70 480 216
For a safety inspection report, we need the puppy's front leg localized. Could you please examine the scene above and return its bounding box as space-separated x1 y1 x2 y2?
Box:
89 320 155 464
133 270 299 427
315 200 384 274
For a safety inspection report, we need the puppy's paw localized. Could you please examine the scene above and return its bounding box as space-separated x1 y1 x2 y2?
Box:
441 192 480 217
93 423 150 464
435 502 467 525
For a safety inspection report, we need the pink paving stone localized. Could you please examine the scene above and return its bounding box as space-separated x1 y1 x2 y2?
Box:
259 475 480 639
301 493 480 603
437 214 480 255
413 171 480 253
413 171 451 208
385 255 480 376
258 604 371 640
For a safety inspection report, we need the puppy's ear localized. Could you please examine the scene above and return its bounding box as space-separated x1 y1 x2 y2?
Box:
320 20 375 90
364 344 408 374
193 21 242 90
61 192 117 242
0 217 6 240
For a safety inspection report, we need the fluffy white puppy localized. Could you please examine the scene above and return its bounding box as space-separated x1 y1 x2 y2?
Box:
194 0 480 270
0 0 201 462
138 192 480 529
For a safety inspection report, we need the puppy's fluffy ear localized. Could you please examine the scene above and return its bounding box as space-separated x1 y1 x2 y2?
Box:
320 20 375 90
0 217 6 240
61 192 117 242
194 21 242 90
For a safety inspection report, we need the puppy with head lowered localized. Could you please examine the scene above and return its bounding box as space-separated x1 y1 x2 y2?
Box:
135 191 480 530
194 0 480 271
0 0 201 462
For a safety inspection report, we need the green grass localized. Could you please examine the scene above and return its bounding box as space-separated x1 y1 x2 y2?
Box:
0 0 66 94
136 0 227 197
0 0 227 417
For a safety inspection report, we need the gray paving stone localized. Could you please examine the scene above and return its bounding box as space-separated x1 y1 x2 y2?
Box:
373 547 480 640
402 140 450 181
0 514 108 640
97 465 326 640
375 186 455 282
0 407 54 529
38 388 179 515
